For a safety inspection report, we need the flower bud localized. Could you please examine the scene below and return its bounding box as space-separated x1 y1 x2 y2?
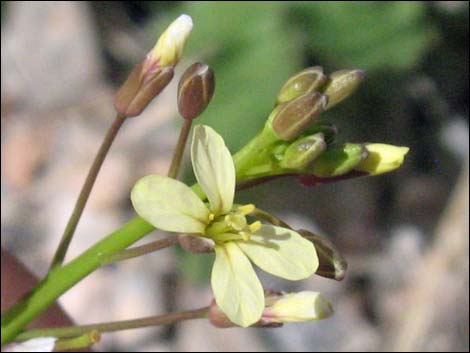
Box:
279 133 326 170
297 229 347 281
178 63 215 119
115 65 174 117
271 92 328 141
354 143 409 175
149 14 193 67
178 234 215 253
262 291 333 324
307 143 368 177
323 69 365 109
276 66 328 105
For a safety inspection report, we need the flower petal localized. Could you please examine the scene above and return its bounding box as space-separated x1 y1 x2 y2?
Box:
131 175 209 233
212 243 264 327
238 225 318 280
191 125 235 215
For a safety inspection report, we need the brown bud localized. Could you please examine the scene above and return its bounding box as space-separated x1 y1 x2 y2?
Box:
178 63 215 119
178 234 215 253
114 63 174 117
297 229 348 281
272 92 328 141
323 69 365 109
276 66 328 105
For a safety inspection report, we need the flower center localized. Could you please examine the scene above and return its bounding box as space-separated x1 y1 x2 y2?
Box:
205 204 261 243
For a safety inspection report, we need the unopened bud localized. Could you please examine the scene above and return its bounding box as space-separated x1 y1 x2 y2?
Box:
178 234 215 253
178 63 215 119
276 66 328 105
279 133 326 170
262 291 333 324
272 92 328 141
297 229 347 281
115 65 174 117
323 69 365 109
355 143 409 175
150 14 193 67
307 143 368 177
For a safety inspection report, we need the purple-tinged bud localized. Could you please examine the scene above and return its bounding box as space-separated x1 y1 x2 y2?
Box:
276 66 328 105
178 63 215 120
271 92 328 141
323 69 365 109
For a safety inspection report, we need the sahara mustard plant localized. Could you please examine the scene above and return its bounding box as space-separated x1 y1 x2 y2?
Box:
1 12 411 350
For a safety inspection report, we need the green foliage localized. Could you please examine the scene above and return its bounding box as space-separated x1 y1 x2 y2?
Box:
290 2 437 69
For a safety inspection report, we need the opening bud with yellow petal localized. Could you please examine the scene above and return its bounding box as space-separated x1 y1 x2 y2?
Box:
271 92 328 141
114 15 193 117
323 69 365 109
276 66 328 105
262 291 333 324
307 143 368 177
279 133 326 170
354 143 409 175
178 234 215 253
297 229 347 281
178 63 215 120
149 14 193 68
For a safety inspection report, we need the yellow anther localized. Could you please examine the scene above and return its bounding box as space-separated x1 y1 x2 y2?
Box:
237 204 256 216
249 221 262 233
208 213 215 222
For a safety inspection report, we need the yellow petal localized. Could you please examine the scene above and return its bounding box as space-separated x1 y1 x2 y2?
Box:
268 291 333 322
131 175 209 233
238 225 318 280
212 243 264 327
355 143 409 175
191 125 235 215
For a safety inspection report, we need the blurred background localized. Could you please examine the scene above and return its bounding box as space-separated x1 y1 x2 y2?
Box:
1 1 468 351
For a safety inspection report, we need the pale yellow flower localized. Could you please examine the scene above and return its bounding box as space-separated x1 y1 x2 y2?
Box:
355 143 409 175
131 125 318 327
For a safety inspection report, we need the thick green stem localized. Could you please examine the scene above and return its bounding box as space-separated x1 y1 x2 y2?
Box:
15 307 209 341
1 217 154 345
49 114 127 270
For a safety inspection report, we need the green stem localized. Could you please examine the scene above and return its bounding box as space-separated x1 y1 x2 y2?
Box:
100 236 178 265
167 119 193 179
16 307 209 341
1 217 155 345
49 114 127 271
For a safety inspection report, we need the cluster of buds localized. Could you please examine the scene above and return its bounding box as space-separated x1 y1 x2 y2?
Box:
232 65 409 185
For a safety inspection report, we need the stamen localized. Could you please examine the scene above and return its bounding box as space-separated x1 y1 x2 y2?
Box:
240 231 251 241
237 204 255 215
249 221 262 233
208 213 215 222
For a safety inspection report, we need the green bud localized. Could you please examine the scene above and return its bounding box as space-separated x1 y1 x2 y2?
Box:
276 66 328 105
304 123 338 145
298 229 347 281
279 133 326 170
271 92 328 141
178 62 215 120
307 143 368 177
323 69 365 109
115 64 174 117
